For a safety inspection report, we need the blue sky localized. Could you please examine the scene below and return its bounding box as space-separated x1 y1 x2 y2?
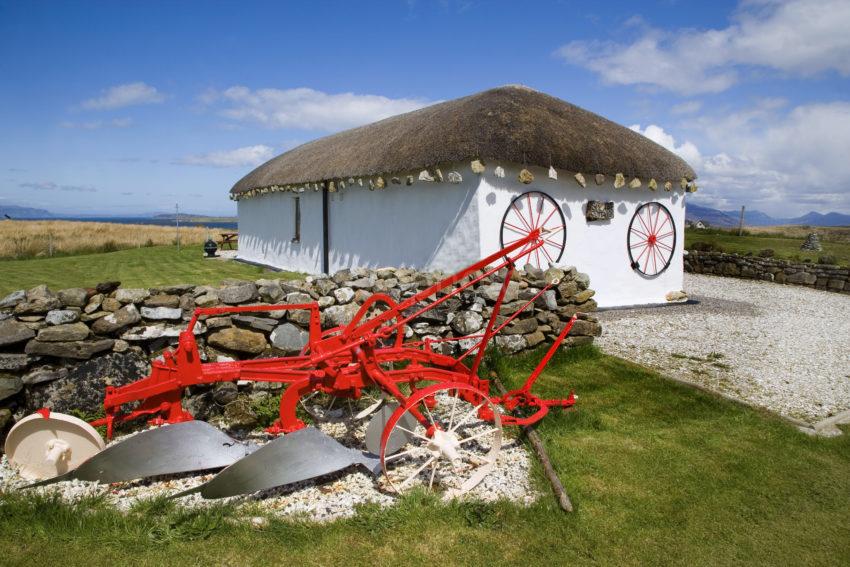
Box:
1 0 848 216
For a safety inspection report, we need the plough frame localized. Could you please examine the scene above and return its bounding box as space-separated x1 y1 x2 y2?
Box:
90 228 578 453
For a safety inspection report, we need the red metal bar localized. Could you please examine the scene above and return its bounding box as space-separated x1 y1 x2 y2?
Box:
469 261 515 380
521 315 578 394
353 229 542 340
457 281 555 361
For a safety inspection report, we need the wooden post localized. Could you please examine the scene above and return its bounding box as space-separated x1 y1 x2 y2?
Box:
490 372 574 512
738 206 745 236
175 203 181 252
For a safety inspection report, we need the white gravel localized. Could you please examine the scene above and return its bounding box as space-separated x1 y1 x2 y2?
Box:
597 273 850 423
0 396 538 522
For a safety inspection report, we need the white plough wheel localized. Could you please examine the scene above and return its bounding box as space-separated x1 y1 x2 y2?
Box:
379 383 502 498
4 410 105 480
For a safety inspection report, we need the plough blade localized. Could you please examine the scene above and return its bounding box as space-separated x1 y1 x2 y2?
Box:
364 402 417 456
175 427 381 500
354 398 384 420
24 421 257 488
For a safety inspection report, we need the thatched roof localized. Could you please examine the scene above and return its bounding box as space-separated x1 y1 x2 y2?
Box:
230 85 696 195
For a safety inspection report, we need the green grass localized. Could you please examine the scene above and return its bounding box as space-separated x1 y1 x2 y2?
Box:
685 228 850 266
0 245 298 295
2 346 849 566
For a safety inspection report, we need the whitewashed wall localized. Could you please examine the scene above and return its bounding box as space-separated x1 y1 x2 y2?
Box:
238 190 324 273
237 173 480 274
477 164 686 308
237 162 687 307
326 176 479 272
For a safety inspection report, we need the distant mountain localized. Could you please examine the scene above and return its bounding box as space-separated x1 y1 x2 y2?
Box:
723 209 776 226
0 204 54 219
785 211 850 226
687 203 850 227
686 204 738 227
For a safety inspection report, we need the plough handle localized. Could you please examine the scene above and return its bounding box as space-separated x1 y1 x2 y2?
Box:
349 229 544 340
521 314 578 394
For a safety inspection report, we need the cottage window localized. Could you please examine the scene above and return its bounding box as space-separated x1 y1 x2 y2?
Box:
292 196 301 243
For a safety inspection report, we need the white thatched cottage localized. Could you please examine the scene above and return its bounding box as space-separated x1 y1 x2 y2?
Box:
230 85 697 307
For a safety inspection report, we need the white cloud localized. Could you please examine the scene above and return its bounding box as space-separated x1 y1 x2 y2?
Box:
60 117 134 129
81 82 165 110
637 100 850 214
19 181 97 193
629 123 702 168
555 0 850 94
670 101 702 115
177 145 276 168
204 87 433 131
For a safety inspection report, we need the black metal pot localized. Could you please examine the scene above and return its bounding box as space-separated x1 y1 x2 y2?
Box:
204 238 218 257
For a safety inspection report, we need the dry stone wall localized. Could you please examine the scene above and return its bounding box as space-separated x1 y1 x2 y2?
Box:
685 250 850 293
0 264 600 436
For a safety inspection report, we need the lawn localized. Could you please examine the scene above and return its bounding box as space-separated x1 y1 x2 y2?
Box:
0 245 295 295
685 227 850 266
2 346 848 566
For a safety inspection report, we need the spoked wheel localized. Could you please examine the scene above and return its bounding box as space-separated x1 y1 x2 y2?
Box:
379 382 502 498
628 202 676 276
500 191 566 270
299 390 385 422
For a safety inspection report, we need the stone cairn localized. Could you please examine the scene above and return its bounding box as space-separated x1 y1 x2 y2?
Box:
800 233 823 251
0 264 600 436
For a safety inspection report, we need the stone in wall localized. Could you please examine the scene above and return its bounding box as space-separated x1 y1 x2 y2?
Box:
25 351 150 415
585 200 614 221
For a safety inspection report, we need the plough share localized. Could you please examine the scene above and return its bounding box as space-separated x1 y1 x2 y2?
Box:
7 228 579 499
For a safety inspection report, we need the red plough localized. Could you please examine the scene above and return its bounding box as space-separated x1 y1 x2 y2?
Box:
8 228 579 498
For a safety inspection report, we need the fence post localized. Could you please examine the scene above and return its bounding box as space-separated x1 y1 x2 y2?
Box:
176 203 181 252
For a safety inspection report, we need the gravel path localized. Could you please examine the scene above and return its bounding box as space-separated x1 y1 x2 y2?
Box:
596 274 850 423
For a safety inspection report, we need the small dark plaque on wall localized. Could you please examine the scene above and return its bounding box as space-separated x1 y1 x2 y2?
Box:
586 200 614 221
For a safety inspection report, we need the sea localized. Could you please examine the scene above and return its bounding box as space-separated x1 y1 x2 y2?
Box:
34 216 238 230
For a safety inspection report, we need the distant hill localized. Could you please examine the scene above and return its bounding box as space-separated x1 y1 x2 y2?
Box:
785 211 850 226
686 204 738 227
0 204 53 219
723 209 776 226
687 203 850 227
152 213 236 221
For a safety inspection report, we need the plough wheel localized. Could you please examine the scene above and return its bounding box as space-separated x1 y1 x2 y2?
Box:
379 382 502 497
5 410 105 480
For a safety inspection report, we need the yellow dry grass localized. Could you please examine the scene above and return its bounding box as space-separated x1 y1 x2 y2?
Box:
744 225 850 243
0 220 215 259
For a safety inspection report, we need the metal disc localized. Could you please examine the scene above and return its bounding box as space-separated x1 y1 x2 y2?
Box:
364 402 417 456
181 427 381 500
5 412 105 480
